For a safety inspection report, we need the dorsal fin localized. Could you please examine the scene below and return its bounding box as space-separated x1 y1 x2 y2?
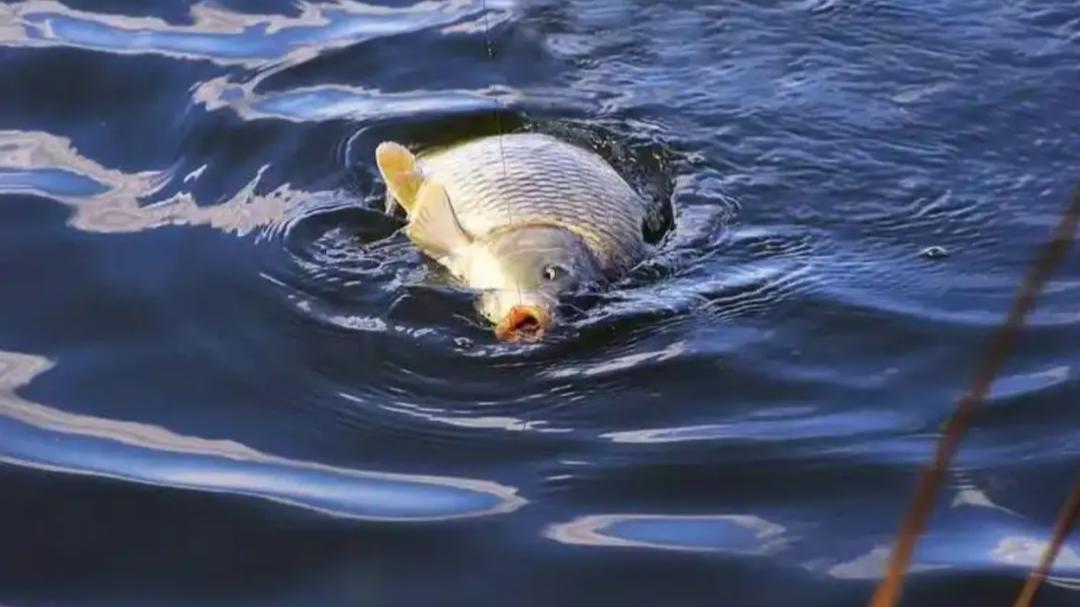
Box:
406 182 472 259
375 141 423 215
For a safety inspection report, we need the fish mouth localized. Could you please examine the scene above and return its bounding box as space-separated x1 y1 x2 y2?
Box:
494 305 550 342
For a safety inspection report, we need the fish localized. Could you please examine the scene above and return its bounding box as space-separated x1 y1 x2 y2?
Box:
375 132 651 341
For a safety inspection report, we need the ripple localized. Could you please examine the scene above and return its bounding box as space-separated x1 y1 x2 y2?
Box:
2 0 508 66
546 513 788 555
989 365 1071 403
361 396 576 435
0 128 159 197
235 113 695 437
602 408 916 445
0 167 108 197
819 274 1080 329
822 545 950 580
3 0 1080 601
0 350 524 521
818 530 1080 589
195 77 507 124
543 339 687 380
0 129 303 235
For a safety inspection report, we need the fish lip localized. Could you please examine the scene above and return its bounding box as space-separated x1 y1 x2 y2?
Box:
494 305 550 342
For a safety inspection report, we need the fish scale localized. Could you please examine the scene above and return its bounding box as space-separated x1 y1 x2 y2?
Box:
416 133 649 274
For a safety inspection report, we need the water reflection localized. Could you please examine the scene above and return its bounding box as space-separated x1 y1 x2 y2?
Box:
816 526 1080 590
0 129 294 234
992 537 1080 590
822 545 948 580
992 536 1080 570
1 0 508 66
194 75 501 123
543 340 687 380
602 408 914 444
359 395 575 434
0 167 108 197
2 0 577 125
0 350 525 520
950 469 1016 515
546 513 788 555
989 365 1071 402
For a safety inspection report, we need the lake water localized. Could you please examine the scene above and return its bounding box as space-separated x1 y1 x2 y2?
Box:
2 1 1080 605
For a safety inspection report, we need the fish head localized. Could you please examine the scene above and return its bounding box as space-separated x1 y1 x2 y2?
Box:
467 225 602 341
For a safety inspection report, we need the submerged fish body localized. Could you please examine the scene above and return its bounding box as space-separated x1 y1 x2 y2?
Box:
376 133 650 340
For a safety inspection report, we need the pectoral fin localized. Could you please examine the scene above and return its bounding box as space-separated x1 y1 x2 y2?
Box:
406 182 472 258
375 141 423 215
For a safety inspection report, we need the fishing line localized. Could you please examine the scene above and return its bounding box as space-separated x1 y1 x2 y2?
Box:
479 0 509 182
478 0 523 309
479 0 520 306
868 181 1080 607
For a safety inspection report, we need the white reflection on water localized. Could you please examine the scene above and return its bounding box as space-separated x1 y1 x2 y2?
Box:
992 536 1080 569
988 365 1070 402
0 350 525 521
818 533 1080 590
543 340 687 380
950 468 1016 515
0 0 506 66
0 1 529 124
545 513 788 555
0 0 570 124
550 505 1080 593
193 75 504 123
602 408 912 444
822 545 949 580
991 536 1080 590
0 129 297 234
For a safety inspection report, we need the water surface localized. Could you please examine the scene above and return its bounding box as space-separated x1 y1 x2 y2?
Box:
2 0 1080 605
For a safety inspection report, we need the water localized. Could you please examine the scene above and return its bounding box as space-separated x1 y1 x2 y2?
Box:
1 1 1079 605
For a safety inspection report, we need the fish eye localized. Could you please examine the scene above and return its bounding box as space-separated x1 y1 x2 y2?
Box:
542 265 566 282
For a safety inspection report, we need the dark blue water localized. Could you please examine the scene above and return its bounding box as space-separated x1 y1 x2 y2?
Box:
2 1 1080 605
